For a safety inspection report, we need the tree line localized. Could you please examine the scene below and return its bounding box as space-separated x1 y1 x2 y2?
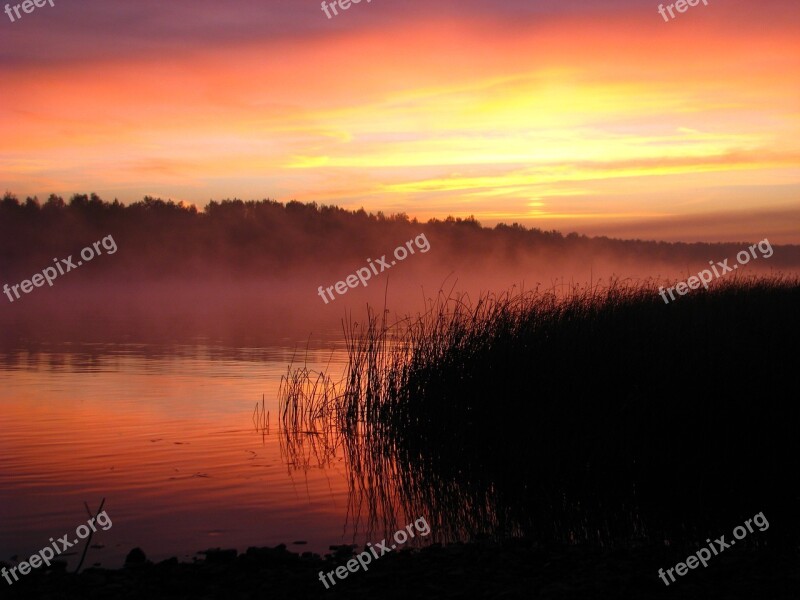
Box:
1 192 796 280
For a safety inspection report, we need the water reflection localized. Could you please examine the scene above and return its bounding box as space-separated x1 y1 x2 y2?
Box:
0 341 354 570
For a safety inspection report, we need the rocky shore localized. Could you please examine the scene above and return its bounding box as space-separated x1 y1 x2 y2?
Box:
3 539 798 599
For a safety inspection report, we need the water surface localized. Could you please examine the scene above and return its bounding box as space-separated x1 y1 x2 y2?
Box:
0 340 355 569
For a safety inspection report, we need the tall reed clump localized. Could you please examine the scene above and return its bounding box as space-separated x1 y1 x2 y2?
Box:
280 275 800 548
278 363 343 470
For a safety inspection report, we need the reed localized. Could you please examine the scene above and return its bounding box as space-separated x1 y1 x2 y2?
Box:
280 275 800 547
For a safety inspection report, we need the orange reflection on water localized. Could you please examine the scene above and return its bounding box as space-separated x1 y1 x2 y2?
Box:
0 346 352 568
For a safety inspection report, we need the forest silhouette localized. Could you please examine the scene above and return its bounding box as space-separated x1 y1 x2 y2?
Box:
3 192 798 282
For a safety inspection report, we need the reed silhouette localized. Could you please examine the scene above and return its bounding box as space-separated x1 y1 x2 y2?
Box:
280 276 800 551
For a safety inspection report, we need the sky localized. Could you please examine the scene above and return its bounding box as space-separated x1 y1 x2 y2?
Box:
1 0 799 243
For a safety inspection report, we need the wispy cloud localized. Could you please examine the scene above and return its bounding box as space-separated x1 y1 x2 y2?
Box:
1 0 798 241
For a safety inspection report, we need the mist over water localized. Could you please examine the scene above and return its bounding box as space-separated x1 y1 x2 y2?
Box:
2 198 799 569
3 231 797 350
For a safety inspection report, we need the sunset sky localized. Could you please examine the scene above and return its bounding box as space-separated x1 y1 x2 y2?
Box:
1 0 799 242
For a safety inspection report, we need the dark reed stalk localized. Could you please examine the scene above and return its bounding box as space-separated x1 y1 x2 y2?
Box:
75 497 106 573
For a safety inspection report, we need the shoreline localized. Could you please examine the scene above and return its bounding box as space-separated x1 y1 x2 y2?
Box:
3 538 798 599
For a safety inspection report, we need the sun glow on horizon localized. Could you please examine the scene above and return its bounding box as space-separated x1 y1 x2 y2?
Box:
1 5 799 242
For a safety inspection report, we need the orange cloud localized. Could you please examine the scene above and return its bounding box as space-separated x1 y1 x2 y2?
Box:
1 11 798 241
